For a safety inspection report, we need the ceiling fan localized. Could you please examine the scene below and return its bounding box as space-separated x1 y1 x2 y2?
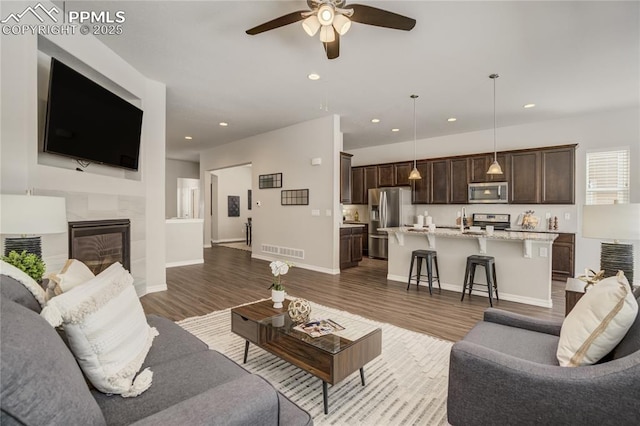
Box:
246 0 416 59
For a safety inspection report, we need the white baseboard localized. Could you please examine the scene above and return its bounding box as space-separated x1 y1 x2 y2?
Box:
387 274 553 308
166 259 204 268
203 243 212 248
144 284 167 294
211 238 245 244
251 253 340 275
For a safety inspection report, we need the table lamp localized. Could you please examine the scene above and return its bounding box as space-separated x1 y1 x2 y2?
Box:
582 203 640 284
0 194 67 258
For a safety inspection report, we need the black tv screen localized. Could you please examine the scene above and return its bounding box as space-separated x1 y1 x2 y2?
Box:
44 58 143 171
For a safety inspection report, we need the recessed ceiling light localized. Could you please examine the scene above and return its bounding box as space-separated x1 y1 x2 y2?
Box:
523 103 536 109
219 122 228 127
184 136 193 140
371 118 380 123
447 117 457 122
391 128 400 132
308 73 320 80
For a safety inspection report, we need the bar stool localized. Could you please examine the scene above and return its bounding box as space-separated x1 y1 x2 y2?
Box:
461 255 499 307
407 249 441 295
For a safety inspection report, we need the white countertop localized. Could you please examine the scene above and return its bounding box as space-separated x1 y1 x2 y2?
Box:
381 226 559 242
341 223 366 228
166 218 204 224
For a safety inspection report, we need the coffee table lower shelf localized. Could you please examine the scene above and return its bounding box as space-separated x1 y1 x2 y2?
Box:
231 300 382 415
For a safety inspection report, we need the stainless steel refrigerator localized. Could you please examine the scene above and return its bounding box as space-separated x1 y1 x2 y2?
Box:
368 187 414 259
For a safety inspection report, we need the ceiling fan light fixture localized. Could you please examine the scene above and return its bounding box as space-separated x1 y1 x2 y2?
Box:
332 14 351 35
302 15 321 36
317 4 335 26
319 25 335 42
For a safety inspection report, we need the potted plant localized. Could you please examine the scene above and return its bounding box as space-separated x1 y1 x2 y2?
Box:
268 260 292 308
2 250 46 282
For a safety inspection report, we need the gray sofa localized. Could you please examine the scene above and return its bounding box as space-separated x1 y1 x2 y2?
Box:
447 288 640 425
0 274 313 425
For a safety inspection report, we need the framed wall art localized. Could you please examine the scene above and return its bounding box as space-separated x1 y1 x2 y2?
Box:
281 189 309 206
259 173 282 189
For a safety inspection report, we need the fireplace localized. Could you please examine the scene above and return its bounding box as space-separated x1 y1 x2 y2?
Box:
68 219 131 275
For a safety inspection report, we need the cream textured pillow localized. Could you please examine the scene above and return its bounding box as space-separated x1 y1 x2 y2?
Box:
0 260 47 307
557 271 638 367
40 262 158 397
48 259 95 296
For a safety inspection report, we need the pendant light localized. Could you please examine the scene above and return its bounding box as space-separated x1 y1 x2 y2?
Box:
487 73 504 175
408 94 422 180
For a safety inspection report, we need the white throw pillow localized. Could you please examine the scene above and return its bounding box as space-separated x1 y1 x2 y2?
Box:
48 259 95 296
0 260 47 307
557 271 638 367
40 262 158 397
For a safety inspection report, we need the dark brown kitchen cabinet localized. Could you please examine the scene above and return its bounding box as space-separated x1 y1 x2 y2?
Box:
377 164 394 187
351 166 379 205
394 162 413 187
430 160 450 204
340 227 363 269
449 158 469 204
469 155 490 183
411 161 431 204
541 147 575 204
552 233 575 282
510 151 540 203
340 152 353 204
351 167 365 205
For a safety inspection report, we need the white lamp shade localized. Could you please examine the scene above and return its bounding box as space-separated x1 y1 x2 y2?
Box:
302 15 320 36
319 25 335 43
1 194 67 235
582 203 640 241
486 160 504 175
317 4 335 26
332 14 351 35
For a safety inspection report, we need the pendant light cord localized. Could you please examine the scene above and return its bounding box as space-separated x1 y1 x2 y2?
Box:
492 74 498 162
413 95 417 168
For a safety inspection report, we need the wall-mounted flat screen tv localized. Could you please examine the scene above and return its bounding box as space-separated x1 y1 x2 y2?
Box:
43 58 143 171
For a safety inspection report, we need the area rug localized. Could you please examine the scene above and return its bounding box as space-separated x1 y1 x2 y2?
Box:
178 300 452 425
215 241 252 252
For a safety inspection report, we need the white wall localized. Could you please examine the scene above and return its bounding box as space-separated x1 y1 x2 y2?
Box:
0 1 167 294
211 166 251 243
201 115 342 274
348 107 640 284
166 159 199 218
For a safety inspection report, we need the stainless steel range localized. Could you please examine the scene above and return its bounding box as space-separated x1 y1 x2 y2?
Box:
471 213 511 230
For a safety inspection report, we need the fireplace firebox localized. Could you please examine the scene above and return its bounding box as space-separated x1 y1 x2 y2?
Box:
68 219 131 275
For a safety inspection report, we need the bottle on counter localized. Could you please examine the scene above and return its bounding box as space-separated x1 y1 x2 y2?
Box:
354 210 359 222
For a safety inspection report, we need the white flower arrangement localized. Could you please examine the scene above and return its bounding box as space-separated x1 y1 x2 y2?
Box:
268 260 293 291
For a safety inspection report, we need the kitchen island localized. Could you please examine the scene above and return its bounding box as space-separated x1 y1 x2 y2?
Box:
381 227 558 307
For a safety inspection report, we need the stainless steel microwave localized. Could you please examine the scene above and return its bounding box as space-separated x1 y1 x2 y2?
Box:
468 182 508 203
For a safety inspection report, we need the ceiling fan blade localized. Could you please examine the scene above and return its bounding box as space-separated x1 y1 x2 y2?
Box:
348 4 416 31
246 10 307 35
323 30 340 60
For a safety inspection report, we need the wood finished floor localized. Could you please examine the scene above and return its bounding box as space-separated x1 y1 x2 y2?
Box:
141 246 566 342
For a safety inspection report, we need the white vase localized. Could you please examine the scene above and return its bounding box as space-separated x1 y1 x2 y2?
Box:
271 289 285 308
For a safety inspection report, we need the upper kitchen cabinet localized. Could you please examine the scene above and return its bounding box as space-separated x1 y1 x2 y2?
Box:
377 162 412 187
377 164 394 187
510 151 541 204
340 152 353 204
541 146 576 204
469 153 509 183
430 159 450 204
411 161 431 204
394 162 413 187
449 158 469 204
351 167 365 205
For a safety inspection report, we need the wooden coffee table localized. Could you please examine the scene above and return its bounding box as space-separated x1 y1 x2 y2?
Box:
231 299 382 414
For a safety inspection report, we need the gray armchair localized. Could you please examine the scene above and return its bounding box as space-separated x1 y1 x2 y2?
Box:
447 294 640 425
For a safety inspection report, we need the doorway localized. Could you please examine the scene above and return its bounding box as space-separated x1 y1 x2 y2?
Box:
209 164 252 248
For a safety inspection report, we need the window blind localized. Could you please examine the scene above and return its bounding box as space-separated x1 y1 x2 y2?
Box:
586 149 630 205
